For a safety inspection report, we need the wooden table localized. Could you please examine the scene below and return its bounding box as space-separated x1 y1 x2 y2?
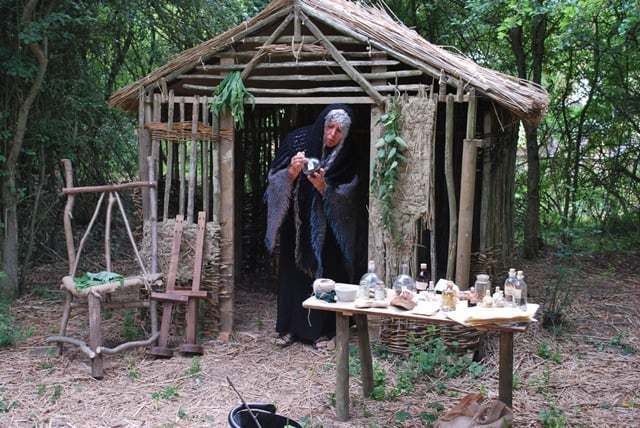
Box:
303 296 538 421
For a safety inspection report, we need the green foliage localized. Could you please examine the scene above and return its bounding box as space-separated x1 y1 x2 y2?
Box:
538 405 567 428
152 385 179 401
121 310 143 342
187 357 202 376
371 362 387 401
541 266 575 329
0 297 18 347
209 72 254 129
50 384 63 403
370 99 407 240
537 342 562 364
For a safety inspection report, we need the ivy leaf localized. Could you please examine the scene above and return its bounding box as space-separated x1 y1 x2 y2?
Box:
375 139 385 148
395 136 408 149
390 161 398 169
387 147 397 160
384 133 395 143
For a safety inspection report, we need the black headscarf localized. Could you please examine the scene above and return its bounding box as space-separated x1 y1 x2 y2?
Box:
265 104 358 280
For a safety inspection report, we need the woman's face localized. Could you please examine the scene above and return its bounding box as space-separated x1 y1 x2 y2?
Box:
323 121 344 148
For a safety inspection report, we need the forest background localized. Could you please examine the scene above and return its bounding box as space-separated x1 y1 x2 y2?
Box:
0 0 638 300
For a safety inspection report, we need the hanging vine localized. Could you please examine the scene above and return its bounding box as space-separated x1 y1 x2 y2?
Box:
370 98 408 239
208 71 254 129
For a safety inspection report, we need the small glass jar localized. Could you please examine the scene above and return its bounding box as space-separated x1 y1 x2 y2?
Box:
474 274 491 301
441 281 457 312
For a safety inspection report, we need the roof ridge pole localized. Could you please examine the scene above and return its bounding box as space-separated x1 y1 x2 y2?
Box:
300 11 385 106
241 12 294 80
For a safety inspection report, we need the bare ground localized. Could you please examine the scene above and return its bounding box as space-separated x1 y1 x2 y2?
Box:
1 252 639 427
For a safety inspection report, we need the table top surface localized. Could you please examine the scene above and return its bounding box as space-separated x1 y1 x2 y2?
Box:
302 296 539 333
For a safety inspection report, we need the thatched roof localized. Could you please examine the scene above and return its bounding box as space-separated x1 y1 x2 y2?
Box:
109 0 548 124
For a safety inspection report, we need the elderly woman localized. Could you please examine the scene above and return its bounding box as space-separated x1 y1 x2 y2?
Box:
264 104 360 348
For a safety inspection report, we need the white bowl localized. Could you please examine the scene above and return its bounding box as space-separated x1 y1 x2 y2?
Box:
313 278 336 294
334 283 358 302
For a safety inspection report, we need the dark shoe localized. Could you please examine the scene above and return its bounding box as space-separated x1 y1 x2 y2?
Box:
274 333 294 348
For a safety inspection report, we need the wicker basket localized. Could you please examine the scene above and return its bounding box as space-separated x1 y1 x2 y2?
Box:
379 318 482 355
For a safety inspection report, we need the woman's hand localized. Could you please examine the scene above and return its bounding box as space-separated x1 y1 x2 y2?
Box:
288 151 306 179
307 168 326 195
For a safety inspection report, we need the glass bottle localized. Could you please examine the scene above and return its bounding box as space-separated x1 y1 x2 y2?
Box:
474 274 491 302
492 286 505 307
514 270 528 310
427 280 436 302
374 279 386 301
393 263 416 295
468 286 478 306
503 268 517 307
359 260 380 299
441 281 457 312
416 263 429 291
482 289 493 308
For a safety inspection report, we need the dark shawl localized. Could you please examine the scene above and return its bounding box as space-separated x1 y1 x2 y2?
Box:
264 104 359 281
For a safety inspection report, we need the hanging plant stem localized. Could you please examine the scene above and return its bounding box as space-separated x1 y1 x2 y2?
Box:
370 98 407 239
208 71 254 129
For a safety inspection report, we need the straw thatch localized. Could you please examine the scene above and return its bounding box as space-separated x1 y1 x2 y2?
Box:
108 0 548 124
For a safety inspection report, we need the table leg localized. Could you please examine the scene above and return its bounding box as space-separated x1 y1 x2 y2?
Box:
499 331 513 407
88 293 103 379
335 312 350 421
355 314 373 398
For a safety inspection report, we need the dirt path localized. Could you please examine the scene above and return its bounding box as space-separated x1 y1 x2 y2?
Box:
1 253 639 427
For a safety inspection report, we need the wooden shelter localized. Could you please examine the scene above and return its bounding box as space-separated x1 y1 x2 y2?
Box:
109 0 548 339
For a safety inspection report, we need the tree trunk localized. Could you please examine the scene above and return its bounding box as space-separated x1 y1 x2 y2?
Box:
523 124 541 258
0 0 48 295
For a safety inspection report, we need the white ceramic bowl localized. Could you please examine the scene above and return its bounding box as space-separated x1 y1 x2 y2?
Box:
313 278 336 293
334 283 358 302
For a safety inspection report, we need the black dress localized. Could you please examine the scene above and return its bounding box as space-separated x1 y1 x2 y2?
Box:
264 104 360 343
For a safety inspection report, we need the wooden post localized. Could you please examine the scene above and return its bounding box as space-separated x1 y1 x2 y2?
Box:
355 314 373 398
139 89 151 220
368 104 385 280
218 58 235 341
455 89 477 289
163 90 175 222
61 159 75 273
179 101 186 217
335 313 350 421
104 193 115 272
88 292 103 379
60 159 75 355
187 97 199 224
144 92 153 219
499 331 514 407
201 97 209 219
152 93 161 186
480 111 493 252
211 112 221 223
445 94 457 280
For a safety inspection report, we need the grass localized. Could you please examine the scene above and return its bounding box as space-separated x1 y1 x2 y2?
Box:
152 385 179 401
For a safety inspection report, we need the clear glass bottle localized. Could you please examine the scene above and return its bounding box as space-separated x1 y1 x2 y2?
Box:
441 281 457 311
468 286 478 306
514 270 528 310
374 279 386 301
482 289 493 307
474 274 491 302
359 260 380 299
416 263 429 291
492 286 505 307
393 263 416 294
427 280 436 302
503 268 517 307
